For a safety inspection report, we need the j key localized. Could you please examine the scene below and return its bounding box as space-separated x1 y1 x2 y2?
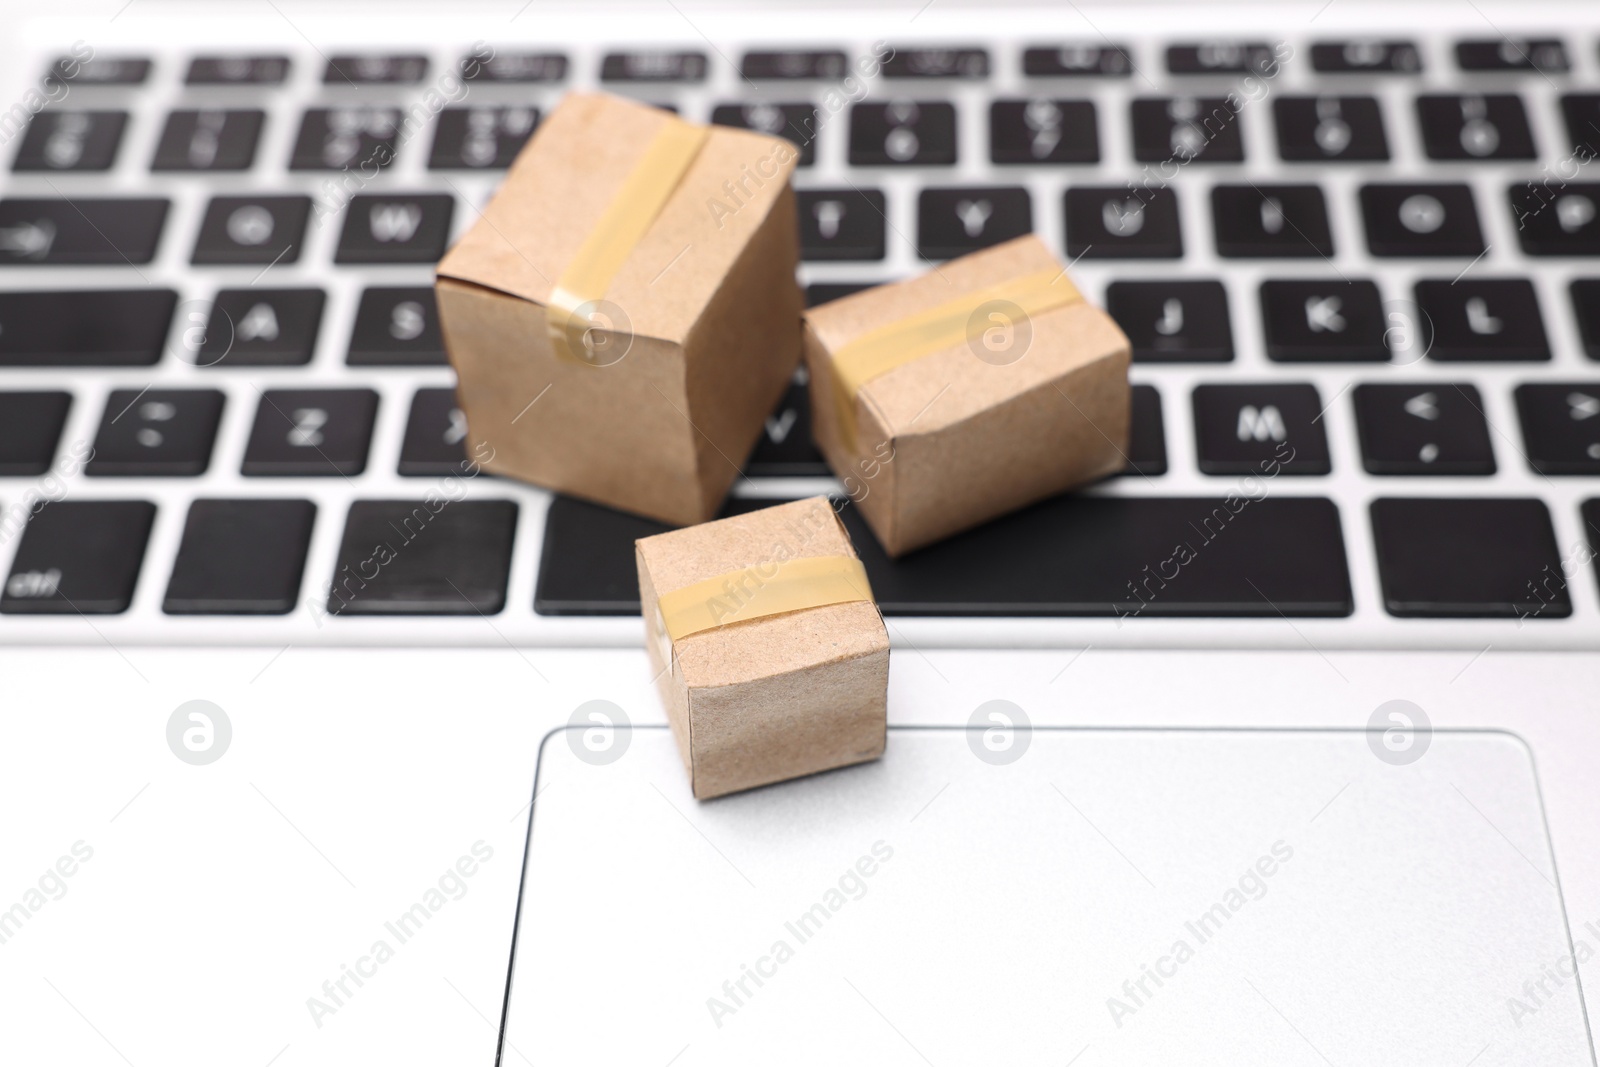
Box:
163 499 316 615
741 50 849 80
1212 185 1334 258
186 55 290 84
1192 384 1331 475
48 55 150 86
323 54 427 84
711 103 817 166
1132 97 1243 163
1064 187 1183 259
1273 96 1389 162
429 107 539 169
0 290 175 366
328 500 518 616
463 51 567 83
1574 281 1600 360
347 288 446 366
0 500 155 615
1106 280 1233 362
289 108 400 171
990 99 1098 164
1260 280 1388 362
12 111 126 171
242 389 379 477
535 493 1353 617
335 195 455 264
600 51 707 82
1166 42 1278 75
1360 183 1485 257
152 110 263 171
797 189 886 261
746 378 828 477
0 391 71 475
918 187 1032 259
1510 183 1600 256
1455 38 1568 73
1370 498 1568 619
1514 384 1600 474
1353 384 1495 475
192 196 310 265
881 48 989 79
399 388 473 476
849 101 957 165
1125 385 1168 477
1561 95 1600 157
0 198 168 265
197 289 325 368
1416 280 1549 362
87 389 225 477
806 282 878 307
1417 95 1535 161
1310 40 1422 73
1022 44 1133 78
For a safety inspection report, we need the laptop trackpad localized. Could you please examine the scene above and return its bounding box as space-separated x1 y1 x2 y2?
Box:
502 727 1591 1064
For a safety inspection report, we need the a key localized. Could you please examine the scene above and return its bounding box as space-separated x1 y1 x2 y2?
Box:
334 195 454 264
0 198 168 265
1132 97 1244 163
711 102 818 165
347 288 446 365
1124 384 1167 476
1192 383 1331 475
990 99 1099 164
197 289 325 367
185 55 290 84
806 282 878 307
1 500 156 615
1166 42 1278 75
1353 383 1495 475
0 391 71 475
1360 183 1485 257
428 106 539 169
1273 96 1389 161
327 500 518 615
1573 281 1600 360
1514 384 1600 474
289 108 401 171
1106 280 1234 362
323 54 427 84
151 110 263 171
399 388 473 476
1309 40 1422 73
241 389 379 476
1022 44 1133 77
881 48 989 79
1417 94 1535 161
745 376 828 477
1064 186 1183 259
600 51 707 82
48 55 151 86
1370 498 1568 618
849 101 957 165
1212 185 1334 258
1510 183 1600 256
1259 280 1388 362
0 290 176 366
796 189 886 261
1416 279 1549 361
917 186 1032 259
462 51 567 83
1561 95 1600 157
1455 38 1568 73
163 499 316 615
741 50 849 80
192 195 310 265
12 111 126 171
87 389 225 477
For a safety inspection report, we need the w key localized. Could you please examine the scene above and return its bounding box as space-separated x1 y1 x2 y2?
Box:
335 194 455 264
0 198 168 265
1260 280 1388 362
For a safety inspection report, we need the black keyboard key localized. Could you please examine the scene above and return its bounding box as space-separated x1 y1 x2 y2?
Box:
0 198 168 266
428 106 539 169
13 111 126 171
347 288 446 366
1273 96 1389 161
1561 95 1600 157
198 289 325 367
1064 186 1183 259
741 50 848 80
328 500 517 615
1455 38 1568 73
1132 97 1243 163
87 389 225 477
399 388 472 476
1022 44 1133 77
1417 279 1549 362
882 48 989 79
711 103 817 165
0 290 175 366
1 501 155 615
1353 384 1495 475
1510 183 1600 256
48 55 150 86
334 195 454 264
1260 280 1388 362
806 282 878 307
0 391 71 475
797 189 886 261
1193 384 1331 475
745 378 828 477
849 101 957 165
1309 40 1421 73
1417 94 1535 161
1125 385 1167 477
600 51 707 83
1574 281 1600 359
242 389 378 477
192 195 309 265
186 55 290 84
1212 185 1334 258
163 499 315 615
917 186 1032 259
324 54 427 84
1514 384 1600 474
1370 498 1568 619
1166 42 1278 75
1107 280 1233 363
1360 183 1485 257
463 51 567 83
289 108 400 171
152 110 264 171
990 99 1098 164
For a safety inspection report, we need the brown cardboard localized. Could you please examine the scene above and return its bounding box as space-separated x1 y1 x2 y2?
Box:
635 496 889 800
803 234 1131 557
436 92 803 526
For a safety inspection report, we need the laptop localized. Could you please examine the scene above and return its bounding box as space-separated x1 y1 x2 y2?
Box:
0 1 1596 1063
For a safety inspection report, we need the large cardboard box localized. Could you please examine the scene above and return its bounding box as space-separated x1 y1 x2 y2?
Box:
436 92 803 526
635 496 889 800
803 234 1131 556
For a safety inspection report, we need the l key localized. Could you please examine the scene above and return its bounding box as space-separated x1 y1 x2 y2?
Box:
1416 279 1549 361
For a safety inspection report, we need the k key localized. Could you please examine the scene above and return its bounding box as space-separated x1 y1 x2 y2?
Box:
1260 280 1388 362
1416 280 1549 362
1106 280 1234 363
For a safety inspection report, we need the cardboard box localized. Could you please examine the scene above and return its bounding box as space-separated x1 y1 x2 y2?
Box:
635 496 889 800
803 234 1131 556
435 92 803 527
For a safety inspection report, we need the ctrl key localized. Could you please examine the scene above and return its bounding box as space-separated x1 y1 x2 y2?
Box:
2 500 156 614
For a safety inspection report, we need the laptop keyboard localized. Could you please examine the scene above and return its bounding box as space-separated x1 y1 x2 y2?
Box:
3 21 1600 648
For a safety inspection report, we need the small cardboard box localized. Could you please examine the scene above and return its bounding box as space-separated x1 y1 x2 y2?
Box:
635 496 889 800
803 234 1131 557
436 92 803 527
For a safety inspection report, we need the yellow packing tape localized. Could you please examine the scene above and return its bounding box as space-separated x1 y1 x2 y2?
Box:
657 555 874 643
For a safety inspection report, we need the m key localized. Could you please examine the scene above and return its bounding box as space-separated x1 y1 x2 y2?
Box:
1192 384 1331 475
